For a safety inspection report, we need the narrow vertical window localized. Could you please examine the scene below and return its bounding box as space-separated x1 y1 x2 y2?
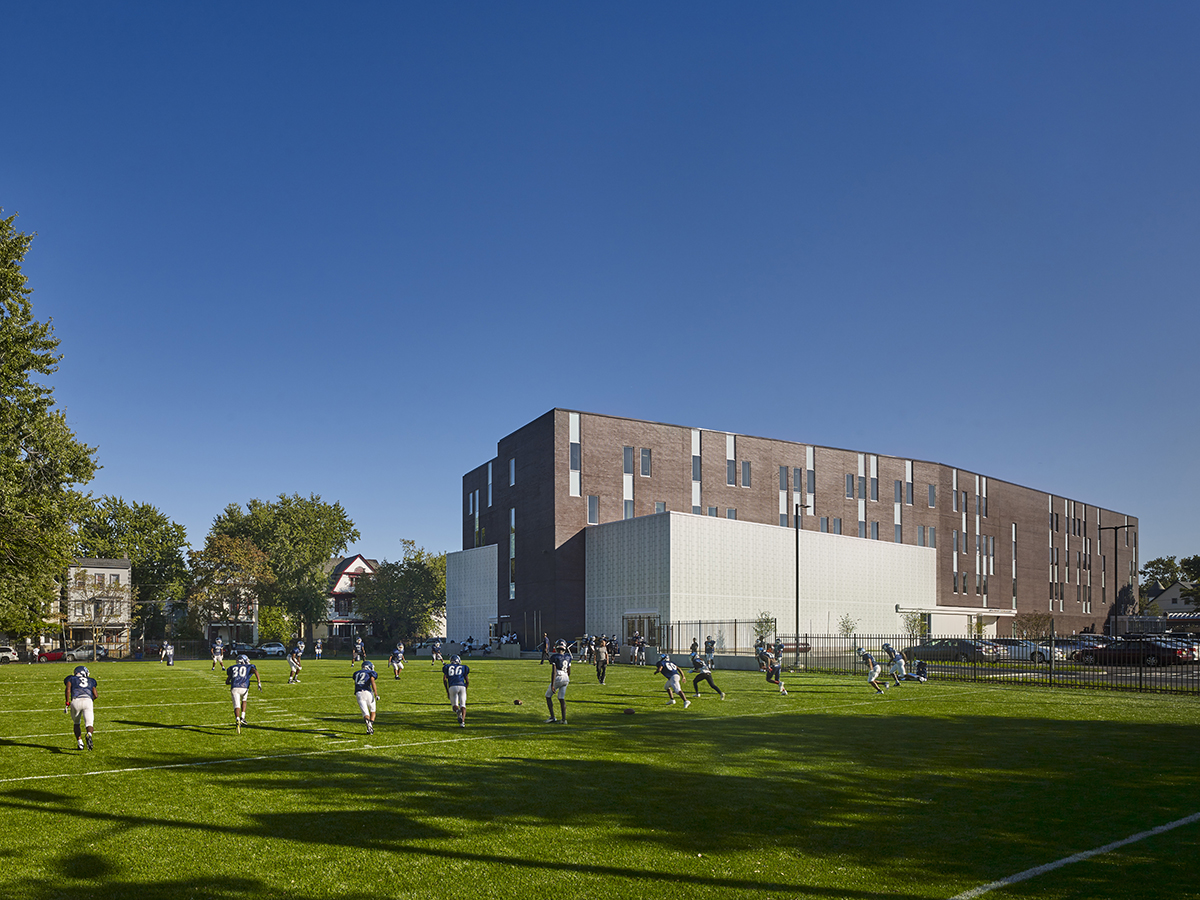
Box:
727 459 737 486
871 521 879 540
807 469 815 493
820 517 828 533
859 476 867 499
569 411 581 497
858 520 866 538
905 482 913 505
508 508 516 599
833 518 842 535
929 526 935 548
487 462 493 506
846 474 855 499
640 448 651 477
623 447 634 475
779 466 788 491
742 460 751 487
587 495 599 525
894 480 903 503
693 456 702 481
870 477 878 501
508 458 515 487
623 500 634 520
895 523 902 543
928 485 936 508
918 525 925 547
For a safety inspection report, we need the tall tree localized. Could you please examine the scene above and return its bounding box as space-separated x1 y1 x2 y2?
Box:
353 540 446 645
210 493 359 629
1139 556 1182 596
0 211 97 637
75 496 190 640
188 534 275 642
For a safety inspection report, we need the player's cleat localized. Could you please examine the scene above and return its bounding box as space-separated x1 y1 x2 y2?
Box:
719 692 726 700
366 720 374 735
781 689 788 696
77 738 85 750
560 719 567 725
667 698 675 704
545 717 557 724
683 700 691 709
85 733 93 750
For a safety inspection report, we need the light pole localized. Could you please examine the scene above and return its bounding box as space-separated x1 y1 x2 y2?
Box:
792 501 811 672
1098 524 1137 627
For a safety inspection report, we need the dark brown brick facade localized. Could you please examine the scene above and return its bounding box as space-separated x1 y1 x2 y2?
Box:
464 409 1139 645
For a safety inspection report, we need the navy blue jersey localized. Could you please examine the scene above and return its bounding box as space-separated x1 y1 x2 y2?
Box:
548 651 572 674
390 649 403 663
443 662 469 687
704 639 715 654
658 660 682 679
64 672 97 699
352 668 376 692
690 658 711 675
225 662 257 689
883 646 900 662
862 652 877 668
288 650 302 664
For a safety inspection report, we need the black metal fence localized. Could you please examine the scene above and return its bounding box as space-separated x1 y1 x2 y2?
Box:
790 633 1200 696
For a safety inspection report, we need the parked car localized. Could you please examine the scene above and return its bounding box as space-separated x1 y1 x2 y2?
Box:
990 638 1055 663
0 646 19 664
900 639 1001 664
223 642 260 659
256 642 287 658
1077 639 1194 667
65 644 108 662
36 647 68 662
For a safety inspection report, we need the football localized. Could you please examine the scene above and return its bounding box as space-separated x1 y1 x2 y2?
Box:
623 708 635 715
513 699 522 705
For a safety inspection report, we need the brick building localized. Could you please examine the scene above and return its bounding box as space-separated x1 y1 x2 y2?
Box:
448 409 1139 647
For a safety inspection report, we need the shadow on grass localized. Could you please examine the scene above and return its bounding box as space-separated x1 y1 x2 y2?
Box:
4 701 1198 898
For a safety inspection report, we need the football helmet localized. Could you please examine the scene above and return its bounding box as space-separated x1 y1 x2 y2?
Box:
451 655 462 664
73 665 89 677
238 655 250 666
362 660 375 670
856 647 866 658
881 643 893 653
554 639 567 650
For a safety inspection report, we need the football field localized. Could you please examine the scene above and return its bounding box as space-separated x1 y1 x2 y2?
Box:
1 656 1197 899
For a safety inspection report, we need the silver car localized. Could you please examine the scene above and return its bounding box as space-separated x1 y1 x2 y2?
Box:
990 638 1065 663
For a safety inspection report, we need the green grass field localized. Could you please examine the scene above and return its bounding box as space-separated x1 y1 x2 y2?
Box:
1 656 1197 900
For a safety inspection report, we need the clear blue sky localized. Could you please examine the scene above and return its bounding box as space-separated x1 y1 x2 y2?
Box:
3 2 1197 565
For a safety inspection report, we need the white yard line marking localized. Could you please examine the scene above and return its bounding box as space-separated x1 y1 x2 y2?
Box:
949 812 1200 899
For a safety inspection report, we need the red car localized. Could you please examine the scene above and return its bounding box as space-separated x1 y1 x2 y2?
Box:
36 647 68 662
1077 639 1194 667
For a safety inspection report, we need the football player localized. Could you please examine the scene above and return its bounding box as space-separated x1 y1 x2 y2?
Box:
763 650 788 696
594 634 609 685
211 637 225 671
225 654 262 732
442 654 470 727
389 644 405 679
704 635 716 668
287 645 303 684
64 665 99 750
430 639 443 664
353 660 379 734
689 652 725 700
545 639 572 724
858 648 889 694
314 638 323 660
352 635 364 666
881 643 907 687
654 653 690 707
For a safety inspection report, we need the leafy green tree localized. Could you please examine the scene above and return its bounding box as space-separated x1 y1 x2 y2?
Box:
752 611 776 643
0 211 97 637
210 493 359 632
256 605 293 643
1139 556 1181 599
188 534 275 643
352 540 446 645
75 496 190 640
